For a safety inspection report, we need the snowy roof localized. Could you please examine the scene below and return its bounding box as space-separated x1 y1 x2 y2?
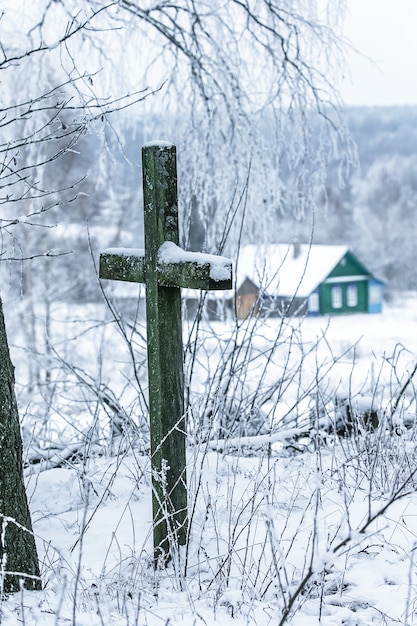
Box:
236 243 350 298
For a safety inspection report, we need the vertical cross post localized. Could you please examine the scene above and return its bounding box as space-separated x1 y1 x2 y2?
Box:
142 143 187 559
99 141 232 564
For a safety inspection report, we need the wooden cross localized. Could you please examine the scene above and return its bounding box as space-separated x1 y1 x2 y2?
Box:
99 141 232 563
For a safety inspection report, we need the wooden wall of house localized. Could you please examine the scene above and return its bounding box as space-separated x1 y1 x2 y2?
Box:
236 293 259 319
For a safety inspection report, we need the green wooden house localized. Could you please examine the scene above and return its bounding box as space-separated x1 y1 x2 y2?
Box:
235 243 384 318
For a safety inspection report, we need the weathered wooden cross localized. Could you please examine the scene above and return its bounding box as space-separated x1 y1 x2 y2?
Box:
99 141 232 562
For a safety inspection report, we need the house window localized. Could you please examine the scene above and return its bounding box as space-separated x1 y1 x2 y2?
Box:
347 284 358 307
308 292 319 313
331 285 342 309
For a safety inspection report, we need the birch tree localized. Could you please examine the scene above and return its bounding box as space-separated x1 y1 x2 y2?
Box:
109 0 353 248
1 0 352 263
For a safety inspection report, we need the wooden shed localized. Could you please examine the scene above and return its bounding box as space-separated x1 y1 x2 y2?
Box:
235 243 384 319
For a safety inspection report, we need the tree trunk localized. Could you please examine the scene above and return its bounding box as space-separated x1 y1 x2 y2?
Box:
0 297 41 592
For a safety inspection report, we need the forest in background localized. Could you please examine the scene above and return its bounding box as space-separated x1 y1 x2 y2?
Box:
312 105 417 292
2 104 416 310
247 104 417 295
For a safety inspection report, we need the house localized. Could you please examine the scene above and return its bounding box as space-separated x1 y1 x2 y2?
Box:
235 243 384 319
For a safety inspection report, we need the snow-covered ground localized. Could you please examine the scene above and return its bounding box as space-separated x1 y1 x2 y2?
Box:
3 292 417 625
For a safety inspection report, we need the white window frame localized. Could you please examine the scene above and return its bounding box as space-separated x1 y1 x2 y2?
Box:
347 284 358 307
331 285 343 309
308 292 320 313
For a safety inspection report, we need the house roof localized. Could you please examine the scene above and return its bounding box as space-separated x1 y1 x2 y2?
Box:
236 243 352 298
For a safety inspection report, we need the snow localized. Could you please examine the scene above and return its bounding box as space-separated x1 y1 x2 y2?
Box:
236 243 350 297
19 444 417 626
3 292 417 625
207 427 306 452
158 241 232 282
142 140 174 148
102 247 144 258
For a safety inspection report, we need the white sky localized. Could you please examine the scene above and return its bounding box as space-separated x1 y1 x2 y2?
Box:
340 0 417 106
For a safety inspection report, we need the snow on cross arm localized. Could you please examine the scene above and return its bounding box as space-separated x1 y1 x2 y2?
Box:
158 241 232 283
142 139 174 148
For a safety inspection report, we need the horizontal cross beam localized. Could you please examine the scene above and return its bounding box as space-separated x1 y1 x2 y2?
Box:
100 248 145 283
99 243 232 290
